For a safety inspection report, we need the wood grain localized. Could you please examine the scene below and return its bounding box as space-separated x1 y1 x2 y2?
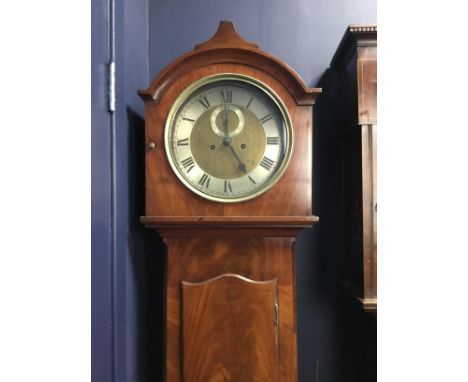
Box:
357 46 377 125
164 237 298 382
141 215 319 227
182 274 279 382
361 124 377 303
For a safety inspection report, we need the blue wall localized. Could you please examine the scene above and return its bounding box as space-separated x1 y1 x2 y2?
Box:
92 1 376 381
148 0 376 87
91 1 113 380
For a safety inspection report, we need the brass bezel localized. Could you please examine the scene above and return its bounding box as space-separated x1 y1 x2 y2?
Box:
164 73 294 203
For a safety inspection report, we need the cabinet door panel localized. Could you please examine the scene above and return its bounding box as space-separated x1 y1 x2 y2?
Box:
182 274 279 382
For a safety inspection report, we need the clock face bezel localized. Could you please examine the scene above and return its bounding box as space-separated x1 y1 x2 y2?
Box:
164 73 294 203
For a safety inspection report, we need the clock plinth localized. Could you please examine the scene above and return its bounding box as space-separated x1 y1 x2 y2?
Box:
140 21 320 382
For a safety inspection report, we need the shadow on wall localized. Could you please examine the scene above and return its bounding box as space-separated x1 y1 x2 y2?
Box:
126 107 165 381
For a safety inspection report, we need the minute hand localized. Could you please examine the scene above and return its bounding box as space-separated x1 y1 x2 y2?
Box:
223 102 229 140
222 102 246 173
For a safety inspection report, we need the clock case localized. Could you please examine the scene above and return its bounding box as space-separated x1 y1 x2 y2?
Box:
139 21 321 382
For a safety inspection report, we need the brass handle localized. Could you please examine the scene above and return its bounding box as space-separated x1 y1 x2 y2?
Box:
148 142 156 150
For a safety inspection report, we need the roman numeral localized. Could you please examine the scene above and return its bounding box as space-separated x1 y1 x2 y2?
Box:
267 136 280 145
177 138 189 146
182 117 195 123
198 96 211 110
221 90 232 104
248 175 256 185
198 173 211 188
260 157 275 171
181 156 195 173
224 180 233 193
246 97 254 108
260 114 273 124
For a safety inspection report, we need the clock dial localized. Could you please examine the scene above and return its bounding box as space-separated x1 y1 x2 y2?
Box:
165 74 293 202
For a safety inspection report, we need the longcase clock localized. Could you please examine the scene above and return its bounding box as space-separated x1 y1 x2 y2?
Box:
139 21 321 382
319 25 377 313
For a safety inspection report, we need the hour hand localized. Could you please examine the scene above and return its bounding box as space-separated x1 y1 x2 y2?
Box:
238 162 247 173
225 142 247 173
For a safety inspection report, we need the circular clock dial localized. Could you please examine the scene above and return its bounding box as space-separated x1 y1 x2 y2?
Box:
165 74 293 203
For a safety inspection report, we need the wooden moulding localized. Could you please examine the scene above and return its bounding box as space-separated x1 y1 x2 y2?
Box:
359 298 377 314
140 215 319 227
330 24 377 70
330 24 377 125
141 215 319 238
342 281 377 314
138 20 321 106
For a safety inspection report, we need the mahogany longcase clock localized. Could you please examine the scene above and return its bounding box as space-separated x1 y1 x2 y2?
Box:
139 21 321 382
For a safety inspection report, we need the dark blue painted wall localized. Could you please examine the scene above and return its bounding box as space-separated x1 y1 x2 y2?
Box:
91 1 113 380
93 1 376 381
93 1 164 382
148 0 376 87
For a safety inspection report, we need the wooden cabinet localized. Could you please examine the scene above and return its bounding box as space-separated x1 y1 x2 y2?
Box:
318 25 377 312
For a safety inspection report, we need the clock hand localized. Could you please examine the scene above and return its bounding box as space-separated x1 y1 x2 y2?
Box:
221 100 246 173
223 101 229 142
225 141 247 173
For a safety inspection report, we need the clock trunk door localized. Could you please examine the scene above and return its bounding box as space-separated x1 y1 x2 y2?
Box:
182 275 279 382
